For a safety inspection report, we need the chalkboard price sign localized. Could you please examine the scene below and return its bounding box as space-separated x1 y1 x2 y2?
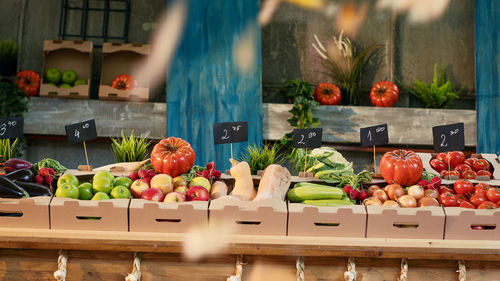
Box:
432 122 465 152
0 117 24 139
293 128 323 149
65 119 97 143
213 121 248 144
360 124 389 147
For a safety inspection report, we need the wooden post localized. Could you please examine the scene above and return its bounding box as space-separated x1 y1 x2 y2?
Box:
83 141 90 171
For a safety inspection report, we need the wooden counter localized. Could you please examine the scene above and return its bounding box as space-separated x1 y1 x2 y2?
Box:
1 228 499 280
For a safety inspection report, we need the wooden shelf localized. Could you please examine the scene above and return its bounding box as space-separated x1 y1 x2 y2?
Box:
1 228 499 261
25 98 477 146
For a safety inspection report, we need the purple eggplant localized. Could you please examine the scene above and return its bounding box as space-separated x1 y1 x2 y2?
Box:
3 158 33 173
5 169 34 182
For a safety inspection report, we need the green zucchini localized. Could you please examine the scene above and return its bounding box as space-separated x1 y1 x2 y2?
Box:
301 199 354 207
287 183 344 202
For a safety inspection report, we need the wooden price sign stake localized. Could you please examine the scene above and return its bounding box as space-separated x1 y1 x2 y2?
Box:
293 128 323 177
360 124 389 174
0 117 24 159
432 122 465 179
65 119 98 171
213 121 248 159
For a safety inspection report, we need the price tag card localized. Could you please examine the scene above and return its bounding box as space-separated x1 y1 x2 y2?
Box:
65 119 97 143
293 128 323 148
432 122 465 152
213 121 248 144
360 124 389 147
0 117 24 139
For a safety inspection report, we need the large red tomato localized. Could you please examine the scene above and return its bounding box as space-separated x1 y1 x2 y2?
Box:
370 81 399 107
151 137 196 177
314 83 341 105
111 74 138 90
379 149 423 186
445 151 465 168
13 70 40 96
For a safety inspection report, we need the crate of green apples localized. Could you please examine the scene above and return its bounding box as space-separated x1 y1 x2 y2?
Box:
50 170 130 231
39 40 92 99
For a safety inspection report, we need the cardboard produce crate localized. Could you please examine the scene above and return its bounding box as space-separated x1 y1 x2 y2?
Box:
50 197 130 231
209 197 287 236
99 42 150 102
0 197 51 229
39 40 93 99
366 205 445 239
418 152 498 184
129 199 208 233
288 203 366 237
444 207 500 240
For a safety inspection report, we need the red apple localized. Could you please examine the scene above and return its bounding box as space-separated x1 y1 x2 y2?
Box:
130 179 149 198
174 185 188 195
164 192 186 203
141 188 165 202
186 186 210 201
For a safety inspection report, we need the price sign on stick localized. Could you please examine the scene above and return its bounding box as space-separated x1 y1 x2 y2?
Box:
65 119 97 171
293 128 323 176
432 122 465 153
0 117 24 140
0 117 24 159
293 128 323 149
360 124 389 147
360 124 389 174
213 121 248 159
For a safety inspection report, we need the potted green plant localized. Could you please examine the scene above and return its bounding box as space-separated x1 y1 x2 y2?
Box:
312 32 381 105
239 142 284 174
280 79 320 146
0 39 18 76
401 64 462 108
111 130 152 162
0 80 28 117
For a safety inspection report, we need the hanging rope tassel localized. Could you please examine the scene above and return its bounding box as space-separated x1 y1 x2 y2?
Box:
54 250 68 281
296 256 304 281
457 260 466 281
227 255 244 281
343 257 356 281
398 258 408 281
125 252 142 281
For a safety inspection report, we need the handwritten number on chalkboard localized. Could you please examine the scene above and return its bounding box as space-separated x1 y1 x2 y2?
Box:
440 134 448 147
0 123 5 136
450 129 458 136
75 129 80 139
367 130 372 142
221 129 229 140
298 134 305 145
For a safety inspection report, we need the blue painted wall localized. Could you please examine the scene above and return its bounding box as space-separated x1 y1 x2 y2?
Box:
475 0 500 154
167 0 263 171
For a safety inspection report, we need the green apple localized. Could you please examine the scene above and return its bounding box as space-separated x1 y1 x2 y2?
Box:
74 79 87 86
188 176 211 192
92 177 112 194
112 176 133 188
93 170 115 182
110 186 131 199
91 191 110 200
78 182 94 200
57 174 79 190
47 82 57 87
59 83 72 88
45 68 61 84
61 70 77 85
55 183 79 199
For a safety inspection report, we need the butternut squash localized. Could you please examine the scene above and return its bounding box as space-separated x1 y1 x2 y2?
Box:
253 164 291 201
211 181 228 199
229 159 256 201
